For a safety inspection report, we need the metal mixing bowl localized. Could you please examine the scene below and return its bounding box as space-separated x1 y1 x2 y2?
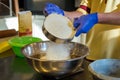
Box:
88 59 120 80
22 41 89 77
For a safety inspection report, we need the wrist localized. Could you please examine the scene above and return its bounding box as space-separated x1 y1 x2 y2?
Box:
91 13 98 24
64 11 83 21
98 13 103 23
98 13 109 24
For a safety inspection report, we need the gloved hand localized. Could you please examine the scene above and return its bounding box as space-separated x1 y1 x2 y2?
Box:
74 13 98 37
43 3 64 16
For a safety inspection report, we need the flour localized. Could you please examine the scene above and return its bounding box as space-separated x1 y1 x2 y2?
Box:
46 42 70 60
44 13 75 39
43 14 75 60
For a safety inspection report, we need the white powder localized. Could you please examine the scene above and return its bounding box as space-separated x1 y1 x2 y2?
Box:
42 14 74 60
44 14 74 39
46 42 70 60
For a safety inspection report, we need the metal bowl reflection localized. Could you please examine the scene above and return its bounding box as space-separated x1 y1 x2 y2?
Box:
22 41 89 77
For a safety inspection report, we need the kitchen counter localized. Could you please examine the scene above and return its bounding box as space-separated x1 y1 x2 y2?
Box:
0 15 93 80
0 49 94 80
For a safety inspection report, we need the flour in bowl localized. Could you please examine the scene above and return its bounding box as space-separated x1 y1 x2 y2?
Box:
46 42 70 60
44 13 75 39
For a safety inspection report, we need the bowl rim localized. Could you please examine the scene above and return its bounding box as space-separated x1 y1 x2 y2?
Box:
88 59 120 80
8 36 42 47
22 41 89 62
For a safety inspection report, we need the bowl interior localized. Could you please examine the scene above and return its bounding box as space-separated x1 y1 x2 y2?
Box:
22 41 89 61
88 59 120 79
43 14 75 44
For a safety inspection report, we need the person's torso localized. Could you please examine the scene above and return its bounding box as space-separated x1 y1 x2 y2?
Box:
90 0 120 13
85 0 120 60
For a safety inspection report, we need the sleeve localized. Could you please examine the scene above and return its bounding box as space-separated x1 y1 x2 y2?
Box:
76 0 91 14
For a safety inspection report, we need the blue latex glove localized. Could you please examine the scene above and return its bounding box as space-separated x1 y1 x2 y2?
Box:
74 13 98 37
43 3 64 16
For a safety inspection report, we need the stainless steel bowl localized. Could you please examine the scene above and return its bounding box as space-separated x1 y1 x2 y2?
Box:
22 41 89 77
88 59 120 80
42 14 76 44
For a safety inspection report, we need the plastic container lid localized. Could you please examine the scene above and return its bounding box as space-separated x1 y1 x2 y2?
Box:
9 36 42 47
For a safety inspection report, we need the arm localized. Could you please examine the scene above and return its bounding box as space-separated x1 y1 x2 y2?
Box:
74 11 120 37
98 12 120 25
43 3 85 21
64 11 83 21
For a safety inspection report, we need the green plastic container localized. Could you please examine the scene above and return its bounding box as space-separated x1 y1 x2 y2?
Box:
9 36 42 57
